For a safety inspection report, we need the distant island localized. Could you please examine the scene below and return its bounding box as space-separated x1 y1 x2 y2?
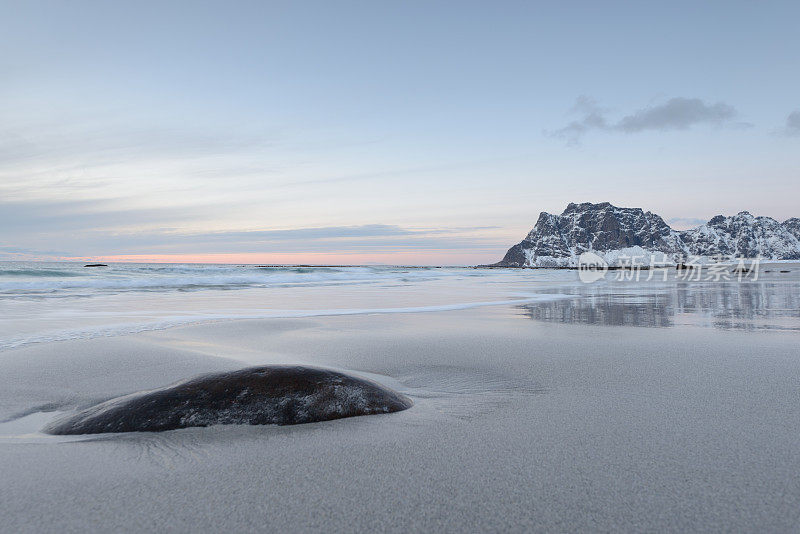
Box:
492 202 800 267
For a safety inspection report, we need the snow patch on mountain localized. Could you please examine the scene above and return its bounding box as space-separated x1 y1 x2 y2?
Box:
495 203 800 267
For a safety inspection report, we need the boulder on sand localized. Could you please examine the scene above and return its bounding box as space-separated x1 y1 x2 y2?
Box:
45 365 412 434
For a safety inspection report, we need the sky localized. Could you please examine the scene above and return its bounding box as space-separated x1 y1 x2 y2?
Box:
1 0 799 265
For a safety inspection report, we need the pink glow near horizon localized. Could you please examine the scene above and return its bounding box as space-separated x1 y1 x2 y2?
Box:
66 251 500 265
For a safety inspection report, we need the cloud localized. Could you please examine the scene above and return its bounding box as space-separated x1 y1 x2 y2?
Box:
167 225 498 243
548 96 744 144
76 225 501 255
0 117 272 175
0 197 501 257
0 244 71 260
782 110 800 136
547 97 609 146
151 225 422 246
0 198 221 233
615 98 737 133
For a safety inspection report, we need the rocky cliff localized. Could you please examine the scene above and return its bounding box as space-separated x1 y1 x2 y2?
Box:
495 202 800 267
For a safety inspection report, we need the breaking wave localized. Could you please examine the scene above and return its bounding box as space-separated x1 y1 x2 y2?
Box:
0 263 476 297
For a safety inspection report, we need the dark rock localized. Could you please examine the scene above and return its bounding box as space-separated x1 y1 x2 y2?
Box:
45 365 413 435
495 243 527 267
83 264 108 267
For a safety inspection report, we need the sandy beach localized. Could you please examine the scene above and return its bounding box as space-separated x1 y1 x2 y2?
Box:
2 271 800 532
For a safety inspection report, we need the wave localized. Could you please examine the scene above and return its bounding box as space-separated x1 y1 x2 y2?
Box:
0 269 82 278
0 264 471 296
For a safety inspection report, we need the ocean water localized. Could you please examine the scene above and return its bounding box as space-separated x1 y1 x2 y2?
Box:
0 262 568 350
1 262 799 351
0 262 454 294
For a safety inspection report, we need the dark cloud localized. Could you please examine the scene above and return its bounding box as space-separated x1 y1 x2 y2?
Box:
616 98 737 133
783 111 800 136
549 96 743 144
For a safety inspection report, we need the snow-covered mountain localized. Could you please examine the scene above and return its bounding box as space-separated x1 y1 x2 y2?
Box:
680 212 800 261
785 218 800 241
494 202 800 267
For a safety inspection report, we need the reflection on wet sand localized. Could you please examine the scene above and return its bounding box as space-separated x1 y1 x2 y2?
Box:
521 280 800 331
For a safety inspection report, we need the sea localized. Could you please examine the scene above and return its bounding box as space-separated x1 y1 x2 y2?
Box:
1 261 799 351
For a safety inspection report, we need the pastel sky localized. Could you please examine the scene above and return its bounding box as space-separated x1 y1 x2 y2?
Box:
2 0 799 264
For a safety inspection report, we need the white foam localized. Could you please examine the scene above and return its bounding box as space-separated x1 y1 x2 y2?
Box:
0 268 453 293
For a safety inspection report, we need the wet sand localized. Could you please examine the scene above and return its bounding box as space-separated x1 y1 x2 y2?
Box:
2 306 800 532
